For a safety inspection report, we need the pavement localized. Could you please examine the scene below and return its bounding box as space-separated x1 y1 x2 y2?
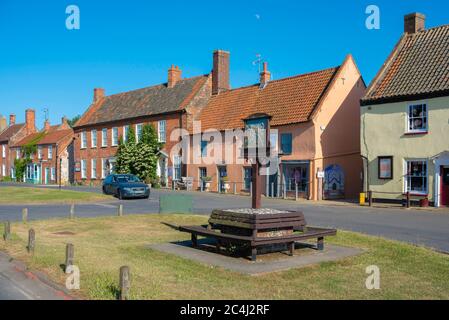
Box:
0 252 73 300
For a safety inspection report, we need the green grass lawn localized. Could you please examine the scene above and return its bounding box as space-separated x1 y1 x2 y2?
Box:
1 214 448 300
0 187 110 204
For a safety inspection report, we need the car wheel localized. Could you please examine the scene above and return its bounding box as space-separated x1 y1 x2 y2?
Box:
102 186 107 195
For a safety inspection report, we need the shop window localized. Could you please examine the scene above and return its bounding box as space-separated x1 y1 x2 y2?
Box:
405 160 427 194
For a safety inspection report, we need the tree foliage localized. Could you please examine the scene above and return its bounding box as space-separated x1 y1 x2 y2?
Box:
114 124 163 184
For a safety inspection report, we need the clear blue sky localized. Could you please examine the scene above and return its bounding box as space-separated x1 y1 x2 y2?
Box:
0 0 448 127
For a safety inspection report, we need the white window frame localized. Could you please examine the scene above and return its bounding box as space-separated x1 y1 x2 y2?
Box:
48 145 53 159
406 103 428 133
101 158 107 179
158 120 166 143
173 155 182 181
136 124 143 143
1 164 5 176
123 125 129 143
101 128 108 147
81 159 87 179
91 159 97 179
11 167 15 179
81 131 87 149
16 148 20 160
1 145 5 158
112 127 119 146
37 146 43 159
91 129 97 148
404 159 428 195
51 167 55 181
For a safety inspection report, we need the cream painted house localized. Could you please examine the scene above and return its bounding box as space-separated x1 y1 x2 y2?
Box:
361 13 449 207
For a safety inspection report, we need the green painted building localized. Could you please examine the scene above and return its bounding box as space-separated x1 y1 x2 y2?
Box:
361 13 449 207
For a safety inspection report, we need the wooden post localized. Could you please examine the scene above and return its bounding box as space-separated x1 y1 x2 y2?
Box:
233 182 237 195
65 243 74 272
251 247 257 262
191 234 198 248
22 208 28 223
368 191 373 207
3 221 11 241
406 192 411 209
251 162 261 209
118 204 123 216
70 203 75 219
27 229 35 254
295 183 298 201
119 266 130 300
317 237 324 251
289 242 295 256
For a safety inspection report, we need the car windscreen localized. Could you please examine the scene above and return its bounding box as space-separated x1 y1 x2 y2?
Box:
116 176 140 183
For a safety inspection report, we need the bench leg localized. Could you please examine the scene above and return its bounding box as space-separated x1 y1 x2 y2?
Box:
317 237 324 251
191 234 198 248
251 247 257 262
289 242 295 256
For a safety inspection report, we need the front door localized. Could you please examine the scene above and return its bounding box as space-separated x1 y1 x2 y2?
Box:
217 166 227 193
45 168 50 184
441 167 449 206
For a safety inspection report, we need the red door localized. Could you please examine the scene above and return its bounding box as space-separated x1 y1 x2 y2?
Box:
441 167 449 206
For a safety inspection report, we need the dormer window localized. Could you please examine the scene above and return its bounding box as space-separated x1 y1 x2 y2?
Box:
407 104 427 133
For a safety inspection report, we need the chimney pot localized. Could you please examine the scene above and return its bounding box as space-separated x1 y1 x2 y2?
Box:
9 114 16 126
212 50 230 95
404 13 426 34
93 88 105 103
168 65 182 88
44 119 51 132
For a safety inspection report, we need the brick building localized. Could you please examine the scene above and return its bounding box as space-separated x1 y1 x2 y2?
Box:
11 117 74 184
187 54 366 200
0 110 37 181
72 51 223 185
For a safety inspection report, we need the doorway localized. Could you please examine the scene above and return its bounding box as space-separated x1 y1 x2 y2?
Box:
217 166 227 193
45 168 50 184
441 167 449 206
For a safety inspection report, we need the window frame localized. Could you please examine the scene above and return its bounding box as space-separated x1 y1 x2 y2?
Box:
136 124 143 143
378 156 393 180
91 159 97 179
158 120 166 143
101 128 108 147
123 126 129 143
1 145 5 158
112 127 119 146
404 159 428 195
280 133 293 155
48 145 53 159
81 131 87 149
37 146 43 159
406 103 428 134
91 129 97 148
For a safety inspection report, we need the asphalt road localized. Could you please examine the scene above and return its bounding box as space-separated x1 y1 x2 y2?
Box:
1 184 449 253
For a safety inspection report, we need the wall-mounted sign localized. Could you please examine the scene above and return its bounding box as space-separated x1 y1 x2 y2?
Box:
74 161 81 172
317 170 325 179
378 156 393 179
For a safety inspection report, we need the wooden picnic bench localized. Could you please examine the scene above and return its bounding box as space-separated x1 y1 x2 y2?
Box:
178 209 336 261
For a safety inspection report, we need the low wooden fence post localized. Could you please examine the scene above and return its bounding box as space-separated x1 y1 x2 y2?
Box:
22 208 28 223
295 184 298 201
65 243 74 272
118 205 123 217
119 266 130 300
3 221 11 241
70 203 75 219
27 229 35 254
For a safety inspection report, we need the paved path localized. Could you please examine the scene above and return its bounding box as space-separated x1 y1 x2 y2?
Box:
0 252 72 300
1 184 449 254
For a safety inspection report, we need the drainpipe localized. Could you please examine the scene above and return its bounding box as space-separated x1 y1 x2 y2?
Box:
361 155 370 193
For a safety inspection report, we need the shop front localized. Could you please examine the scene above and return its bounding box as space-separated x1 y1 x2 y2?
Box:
281 160 310 198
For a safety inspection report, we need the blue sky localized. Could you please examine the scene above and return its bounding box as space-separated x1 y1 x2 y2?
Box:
0 0 448 127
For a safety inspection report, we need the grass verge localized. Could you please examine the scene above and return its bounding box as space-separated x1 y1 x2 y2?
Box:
0 187 110 204
0 214 448 299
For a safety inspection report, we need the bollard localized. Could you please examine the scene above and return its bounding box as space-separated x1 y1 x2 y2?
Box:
295 184 298 201
119 266 131 300
3 221 11 241
22 208 28 223
233 182 237 195
368 191 373 207
271 183 274 198
250 183 253 197
70 203 75 219
65 243 74 273
27 229 35 254
118 205 123 217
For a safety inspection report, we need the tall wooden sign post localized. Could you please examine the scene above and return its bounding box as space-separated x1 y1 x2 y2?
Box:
243 114 271 210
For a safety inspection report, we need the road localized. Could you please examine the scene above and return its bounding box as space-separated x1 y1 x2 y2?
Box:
1 184 449 253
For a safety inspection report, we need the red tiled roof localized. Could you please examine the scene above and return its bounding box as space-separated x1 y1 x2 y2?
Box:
362 24 449 105
37 129 73 145
12 126 73 147
0 124 25 143
75 75 209 127
198 67 339 131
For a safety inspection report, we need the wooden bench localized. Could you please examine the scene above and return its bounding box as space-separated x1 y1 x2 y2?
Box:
178 222 336 261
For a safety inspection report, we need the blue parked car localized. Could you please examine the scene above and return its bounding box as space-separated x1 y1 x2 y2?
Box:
102 174 150 200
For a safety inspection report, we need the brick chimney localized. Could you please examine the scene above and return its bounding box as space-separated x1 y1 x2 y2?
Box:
404 13 426 34
0 116 6 132
9 114 16 126
168 65 182 88
25 109 36 134
260 62 271 86
93 88 105 103
212 50 230 95
43 119 51 132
